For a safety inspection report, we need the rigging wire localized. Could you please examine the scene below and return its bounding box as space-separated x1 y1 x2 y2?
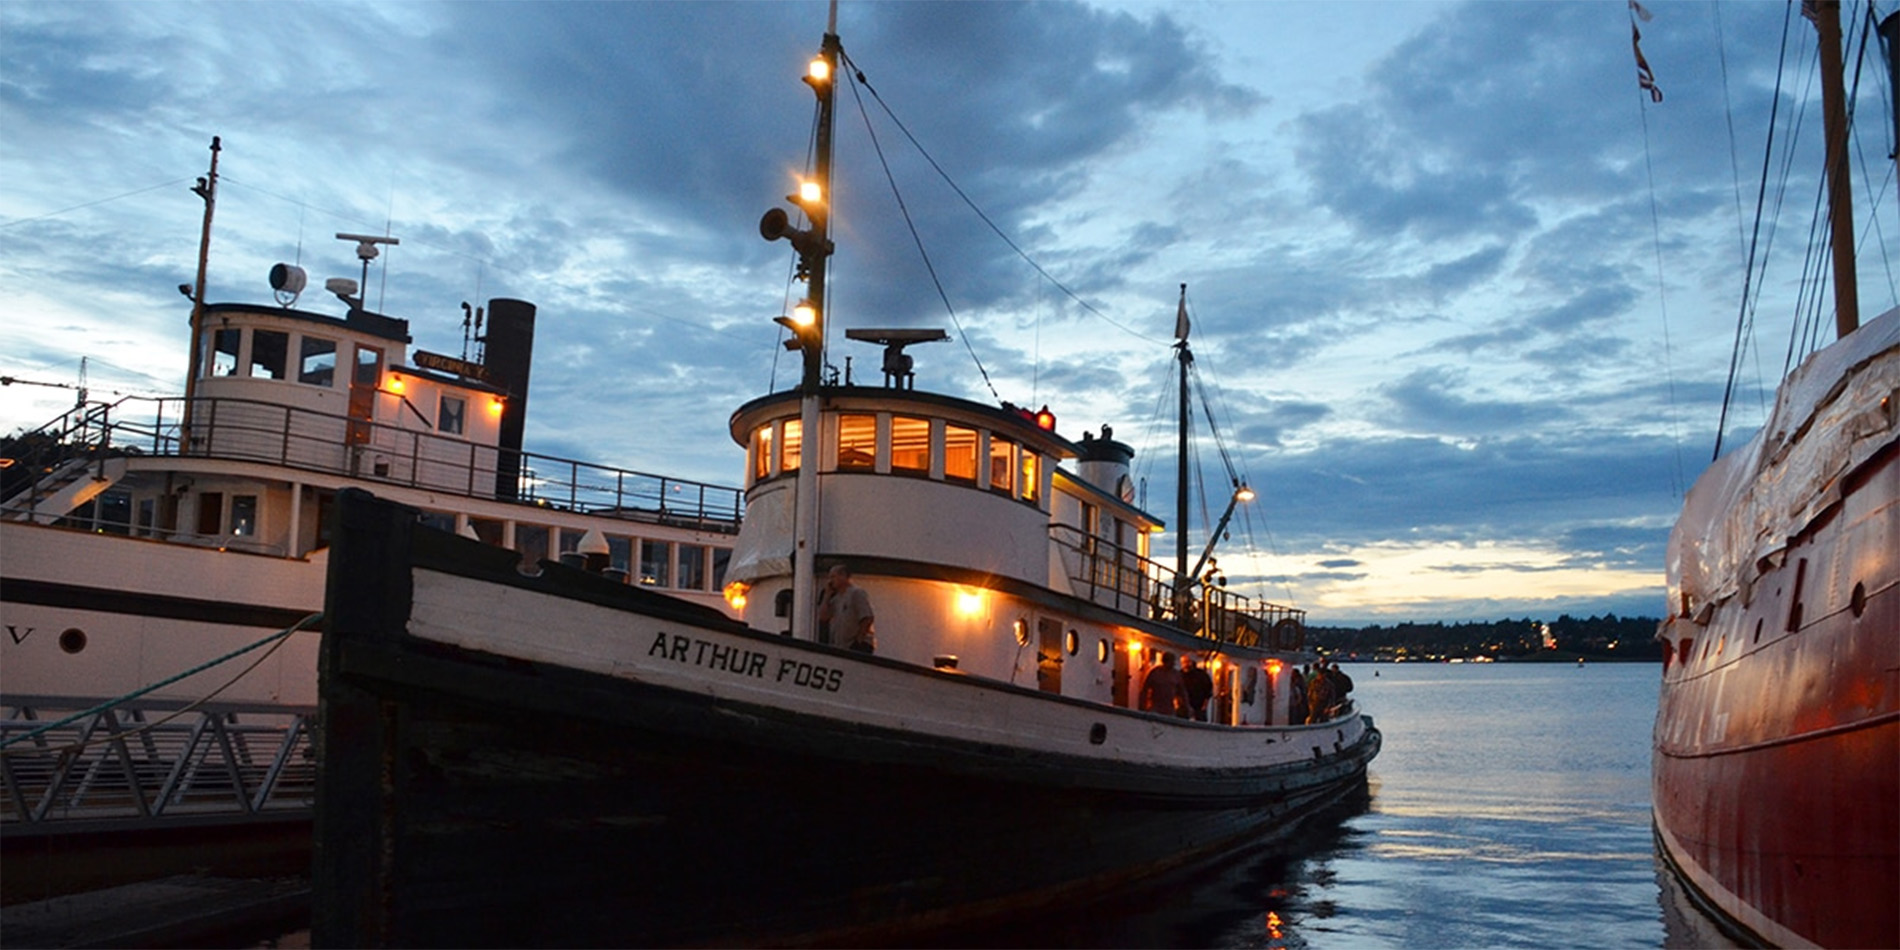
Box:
0 178 192 228
839 50 1166 349
1635 1 1687 499
1714 0 1797 461
840 55 1001 401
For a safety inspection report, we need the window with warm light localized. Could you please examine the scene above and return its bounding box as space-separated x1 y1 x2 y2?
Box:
944 425 978 482
752 425 773 483
891 415 929 473
1019 451 1041 503
779 418 802 474
989 437 1016 494
838 414 876 470
1064 629 1079 656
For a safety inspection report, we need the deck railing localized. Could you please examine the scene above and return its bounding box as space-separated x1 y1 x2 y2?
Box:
1 395 744 531
1048 523 1306 649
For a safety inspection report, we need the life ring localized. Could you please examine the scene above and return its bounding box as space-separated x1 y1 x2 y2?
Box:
1270 617 1304 651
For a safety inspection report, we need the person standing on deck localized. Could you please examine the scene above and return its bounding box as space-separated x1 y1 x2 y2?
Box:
1182 656 1214 722
1140 652 1186 717
818 563 876 653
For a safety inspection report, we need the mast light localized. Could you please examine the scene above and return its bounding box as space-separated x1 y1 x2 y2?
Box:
1235 484 1256 503
805 57 832 89
791 300 817 327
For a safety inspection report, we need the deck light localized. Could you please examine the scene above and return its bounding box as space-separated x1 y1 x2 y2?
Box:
955 588 984 617
723 581 750 611
488 396 505 415
387 375 405 394
1266 659 1283 676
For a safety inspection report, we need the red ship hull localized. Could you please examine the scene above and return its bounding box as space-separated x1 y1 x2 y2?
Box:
1653 308 1899 948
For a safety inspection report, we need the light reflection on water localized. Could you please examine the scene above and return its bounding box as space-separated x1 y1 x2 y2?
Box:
937 662 1672 948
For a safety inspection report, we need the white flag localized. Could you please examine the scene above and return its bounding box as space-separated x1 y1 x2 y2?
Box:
1173 285 1189 340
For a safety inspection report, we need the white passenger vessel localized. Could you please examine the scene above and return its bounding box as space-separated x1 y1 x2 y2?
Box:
309 14 1378 946
0 176 743 899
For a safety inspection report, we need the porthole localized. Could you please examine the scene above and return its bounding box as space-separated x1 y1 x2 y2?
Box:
1064 629 1079 656
1096 638 1109 663
1013 618 1029 646
1850 582 1866 618
58 628 87 654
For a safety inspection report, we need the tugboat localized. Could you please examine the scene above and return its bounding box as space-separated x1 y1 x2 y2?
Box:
309 10 1379 947
0 141 743 900
1651 4 1898 946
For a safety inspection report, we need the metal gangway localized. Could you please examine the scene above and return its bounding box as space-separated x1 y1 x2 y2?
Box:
1 616 323 832
1 695 317 830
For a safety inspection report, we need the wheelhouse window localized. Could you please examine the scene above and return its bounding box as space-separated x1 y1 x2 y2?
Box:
211 329 241 377
944 425 978 482
250 330 288 380
711 547 732 587
1020 451 1041 503
891 416 930 474
779 418 802 474
354 345 383 386
438 395 467 435
838 414 876 471
989 437 1016 494
752 425 773 483
299 337 337 386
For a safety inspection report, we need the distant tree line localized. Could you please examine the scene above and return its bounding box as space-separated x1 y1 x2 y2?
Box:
1307 613 1664 662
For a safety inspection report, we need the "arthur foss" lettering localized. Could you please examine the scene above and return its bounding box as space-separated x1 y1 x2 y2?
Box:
646 632 843 692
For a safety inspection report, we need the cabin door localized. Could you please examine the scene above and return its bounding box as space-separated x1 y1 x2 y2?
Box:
1036 618 1063 694
1112 640 1132 707
348 344 383 447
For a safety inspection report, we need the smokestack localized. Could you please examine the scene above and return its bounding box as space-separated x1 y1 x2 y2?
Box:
484 298 536 499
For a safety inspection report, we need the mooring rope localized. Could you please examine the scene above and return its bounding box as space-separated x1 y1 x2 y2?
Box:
0 612 323 752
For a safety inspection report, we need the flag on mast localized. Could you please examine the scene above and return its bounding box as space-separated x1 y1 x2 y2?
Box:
1173 283 1190 341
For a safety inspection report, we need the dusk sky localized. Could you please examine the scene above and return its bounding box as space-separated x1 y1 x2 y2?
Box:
3 1 1896 624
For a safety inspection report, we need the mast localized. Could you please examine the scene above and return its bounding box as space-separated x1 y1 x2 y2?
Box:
1812 0 1859 339
180 135 221 452
760 2 840 642
1173 283 1191 620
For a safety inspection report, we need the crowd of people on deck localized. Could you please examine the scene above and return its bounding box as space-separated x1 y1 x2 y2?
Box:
1290 658 1353 724
1137 651 1353 724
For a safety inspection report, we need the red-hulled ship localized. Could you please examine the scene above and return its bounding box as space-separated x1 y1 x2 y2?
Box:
1651 4 1899 947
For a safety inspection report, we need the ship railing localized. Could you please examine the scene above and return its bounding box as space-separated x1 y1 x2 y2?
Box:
2 395 744 530
0 695 316 828
1047 524 1306 649
0 399 121 519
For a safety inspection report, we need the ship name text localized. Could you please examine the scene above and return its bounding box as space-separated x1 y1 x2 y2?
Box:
646 631 843 692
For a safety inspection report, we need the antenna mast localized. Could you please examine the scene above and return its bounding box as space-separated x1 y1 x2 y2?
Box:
180 136 221 453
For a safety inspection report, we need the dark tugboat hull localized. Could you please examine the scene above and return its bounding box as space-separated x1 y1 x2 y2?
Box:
312 491 1380 947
